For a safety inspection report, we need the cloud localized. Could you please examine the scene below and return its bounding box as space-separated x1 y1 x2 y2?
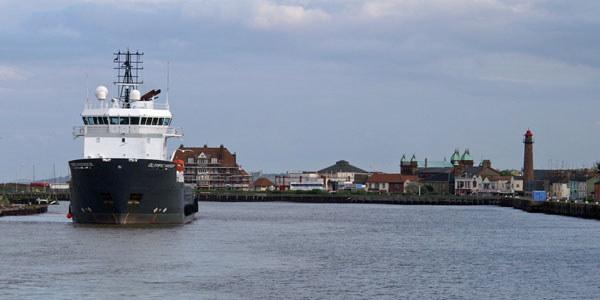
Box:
358 0 519 19
0 66 26 80
434 53 600 87
247 1 329 29
180 0 329 29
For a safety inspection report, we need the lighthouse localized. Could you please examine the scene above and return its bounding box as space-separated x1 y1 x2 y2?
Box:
523 130 534 181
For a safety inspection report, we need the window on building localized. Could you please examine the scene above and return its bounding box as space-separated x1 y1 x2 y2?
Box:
211 158 218 164
187 157 194 164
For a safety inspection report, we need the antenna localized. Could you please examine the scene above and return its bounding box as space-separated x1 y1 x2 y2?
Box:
85 73 89 104
113 49 143 108
166 61 170 106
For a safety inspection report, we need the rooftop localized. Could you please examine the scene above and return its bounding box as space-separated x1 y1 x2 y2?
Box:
318 160 367 173
367 173 417 183
252 177 274 187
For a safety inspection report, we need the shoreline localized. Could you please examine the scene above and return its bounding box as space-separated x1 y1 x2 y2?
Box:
198 193 600 221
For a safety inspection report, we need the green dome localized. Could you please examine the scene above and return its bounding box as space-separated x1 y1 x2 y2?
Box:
451 149 460 162
461 149 473 161
410 154 417 162
401 154 407 162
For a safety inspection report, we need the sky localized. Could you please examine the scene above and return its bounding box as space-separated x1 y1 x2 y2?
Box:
0 0 599 181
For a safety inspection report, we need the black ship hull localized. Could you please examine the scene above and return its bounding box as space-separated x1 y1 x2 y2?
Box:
69 158 197 225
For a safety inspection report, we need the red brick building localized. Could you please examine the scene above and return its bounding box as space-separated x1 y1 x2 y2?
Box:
172 144 252 190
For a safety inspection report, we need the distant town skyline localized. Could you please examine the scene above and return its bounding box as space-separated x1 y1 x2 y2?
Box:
1 0 599 182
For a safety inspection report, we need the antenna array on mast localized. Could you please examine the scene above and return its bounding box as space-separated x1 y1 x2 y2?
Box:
113 49 144 106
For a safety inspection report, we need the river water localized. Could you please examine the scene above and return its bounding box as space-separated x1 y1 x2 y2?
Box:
1 201 599 299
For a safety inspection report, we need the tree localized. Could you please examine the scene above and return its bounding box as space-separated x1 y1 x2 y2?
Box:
404 183 419 195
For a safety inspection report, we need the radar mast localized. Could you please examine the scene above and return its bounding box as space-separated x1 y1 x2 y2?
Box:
113 49 143 108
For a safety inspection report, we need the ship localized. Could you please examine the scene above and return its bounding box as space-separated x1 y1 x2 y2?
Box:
68 50 197 224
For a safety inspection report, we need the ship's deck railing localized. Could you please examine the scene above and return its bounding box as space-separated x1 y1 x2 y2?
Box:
73 126 183 137
84 101 170 110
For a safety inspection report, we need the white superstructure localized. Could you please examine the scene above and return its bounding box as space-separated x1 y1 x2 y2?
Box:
72 50 182 160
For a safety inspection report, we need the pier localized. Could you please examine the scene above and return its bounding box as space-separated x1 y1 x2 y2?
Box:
0 204 48 217
4 192 70 204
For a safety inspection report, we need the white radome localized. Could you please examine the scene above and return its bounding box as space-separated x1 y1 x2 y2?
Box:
130 89 141 101
95 86 109 100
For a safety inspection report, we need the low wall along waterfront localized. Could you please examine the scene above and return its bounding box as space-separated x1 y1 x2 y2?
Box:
198 193 600 221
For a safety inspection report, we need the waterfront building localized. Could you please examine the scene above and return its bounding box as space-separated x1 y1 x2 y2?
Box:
172 144 252 191
317 160 368 190
550 180 570 200
366 173 417 193
275 172 327 190
585 175 600 199
455 174 520 195
454 166 503 195
569 174 588 200
252 178 275 191
419 172 455 194
401 149 474 179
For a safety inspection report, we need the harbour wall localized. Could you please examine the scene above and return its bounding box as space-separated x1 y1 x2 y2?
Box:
198 193 600 221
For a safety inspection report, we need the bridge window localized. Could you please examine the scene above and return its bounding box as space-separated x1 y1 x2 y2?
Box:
93 117 98 125
82 117 88 125
141 117 147 125
146 118 153 125
164 118 171 126
151 118 158 125
158 118 164 126
130 117 140 125
119 117 129 125
102 117 108 124
87 117 94 125
110 117 119 125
